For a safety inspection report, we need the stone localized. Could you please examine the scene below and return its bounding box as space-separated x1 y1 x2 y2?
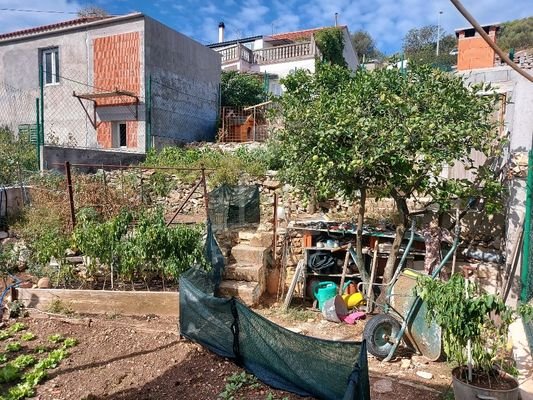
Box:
263 179 281 189
373 379 393 393
0 231 8 240
416 371 433 380
37 277 50 289
400 359 412 369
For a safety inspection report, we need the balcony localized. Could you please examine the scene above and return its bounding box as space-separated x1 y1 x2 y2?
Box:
218 41 319 66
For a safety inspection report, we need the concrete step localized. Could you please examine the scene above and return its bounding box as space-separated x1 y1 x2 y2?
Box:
231 243 270 266
219 280 262 306
224 264 263 282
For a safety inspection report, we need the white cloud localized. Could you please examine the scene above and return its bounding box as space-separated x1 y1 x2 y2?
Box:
0 0 82 35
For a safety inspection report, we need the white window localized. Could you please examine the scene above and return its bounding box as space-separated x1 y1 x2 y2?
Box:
42 47 59 85
112 122 128 148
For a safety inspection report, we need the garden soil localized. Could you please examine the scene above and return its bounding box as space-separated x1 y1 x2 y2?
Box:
5 309 452 400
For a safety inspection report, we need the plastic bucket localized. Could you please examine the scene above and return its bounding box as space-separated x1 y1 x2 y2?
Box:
313 281 338 310
342 292 364 308
322 295 348 323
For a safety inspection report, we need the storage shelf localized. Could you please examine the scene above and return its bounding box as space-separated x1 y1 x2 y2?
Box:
307 273 360 278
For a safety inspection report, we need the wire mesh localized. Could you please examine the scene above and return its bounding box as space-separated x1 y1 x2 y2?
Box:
0 82 38 140
218 104 274 142
150 77 218 145
42 67 144 151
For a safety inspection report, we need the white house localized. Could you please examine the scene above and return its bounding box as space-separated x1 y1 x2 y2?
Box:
208 23 359 95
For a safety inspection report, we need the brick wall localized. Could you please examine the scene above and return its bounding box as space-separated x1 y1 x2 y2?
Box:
93 32 141 148
456 27 498 71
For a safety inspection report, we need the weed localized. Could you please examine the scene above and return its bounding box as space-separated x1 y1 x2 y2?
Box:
46 299 73 315
0 353 7 363
5 342 22 353
265 393 289 400
219 371 259 400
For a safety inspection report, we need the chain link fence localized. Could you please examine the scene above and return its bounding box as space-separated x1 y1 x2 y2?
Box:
218 103 275 142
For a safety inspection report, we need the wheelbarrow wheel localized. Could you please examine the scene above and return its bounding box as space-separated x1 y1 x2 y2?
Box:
363 314 401 359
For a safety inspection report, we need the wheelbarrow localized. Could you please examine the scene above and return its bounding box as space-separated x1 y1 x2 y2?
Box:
358 219 461 362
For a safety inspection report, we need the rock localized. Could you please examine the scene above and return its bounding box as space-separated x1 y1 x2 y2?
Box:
400 359 412 369
0 231 8 240
373 379 393 393
37 277 50 289
416 371 433 380
263 179 281 189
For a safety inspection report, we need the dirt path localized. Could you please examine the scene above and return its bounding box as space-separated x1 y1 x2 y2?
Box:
3 310 452 400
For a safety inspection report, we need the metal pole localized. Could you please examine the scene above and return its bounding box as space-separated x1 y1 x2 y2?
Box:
520 150 533 302
39 65 44 144
436 11 443 56
273 193 278 266
35 98 40 171
145 74 152 151
65 161 76 228
201 165 209 218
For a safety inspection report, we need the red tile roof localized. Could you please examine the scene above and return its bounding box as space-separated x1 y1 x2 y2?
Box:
0 16 109 40
269 26 346 42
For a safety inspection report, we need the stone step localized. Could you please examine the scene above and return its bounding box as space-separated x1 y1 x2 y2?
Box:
219 280 262 306
238 231 273 248
224 264 263 282
231 243 270 266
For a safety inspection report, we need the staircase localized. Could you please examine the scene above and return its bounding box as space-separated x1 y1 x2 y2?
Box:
219 231 272 306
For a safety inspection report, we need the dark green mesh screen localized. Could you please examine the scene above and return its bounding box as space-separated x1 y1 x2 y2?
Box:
179 269 370 400
179 224 370 400
208 185 260 232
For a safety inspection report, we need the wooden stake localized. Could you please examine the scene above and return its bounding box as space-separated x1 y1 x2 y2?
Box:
65 161 76 229
367 241 379 313
339 244 352 295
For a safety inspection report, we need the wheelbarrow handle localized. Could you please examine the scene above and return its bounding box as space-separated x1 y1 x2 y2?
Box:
476 395 497 400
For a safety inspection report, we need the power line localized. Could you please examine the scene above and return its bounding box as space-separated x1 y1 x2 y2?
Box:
0 8 79 15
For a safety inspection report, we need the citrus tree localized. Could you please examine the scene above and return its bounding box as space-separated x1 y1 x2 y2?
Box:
270 63 502 283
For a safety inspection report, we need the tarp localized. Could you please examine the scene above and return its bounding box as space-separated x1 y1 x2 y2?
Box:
179 221 370 400
208 184 260 231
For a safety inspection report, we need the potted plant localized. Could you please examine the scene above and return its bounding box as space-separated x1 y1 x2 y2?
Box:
416 273 532 400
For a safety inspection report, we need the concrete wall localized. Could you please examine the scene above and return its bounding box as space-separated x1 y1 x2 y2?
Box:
43 145 145 173
144 16 221 147
460 66 533 305
0 16 146 151
0 186 28 222
341 28 359 71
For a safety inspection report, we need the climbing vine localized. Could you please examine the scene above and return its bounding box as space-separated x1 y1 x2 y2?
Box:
314 27 346 67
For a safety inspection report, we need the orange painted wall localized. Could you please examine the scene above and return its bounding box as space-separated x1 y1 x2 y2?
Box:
456 29 497 71
93 32 140 148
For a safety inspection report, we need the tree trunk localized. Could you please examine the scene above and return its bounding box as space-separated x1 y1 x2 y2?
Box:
382 195 409 285
355 188 366 274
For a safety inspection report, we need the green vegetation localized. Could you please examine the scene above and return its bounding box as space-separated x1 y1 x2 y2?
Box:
0 326 76 400
272 63 503 285
144 146 269 188
351 30 383 62
19 333 35 342
47 334 64 344
221 70 265 107
402 25 456 70
73 208 206 285
417 274 533 382
219 371 260 400
499 16 533 52
315 27 346 67
0 126 38 185
5 343 22 353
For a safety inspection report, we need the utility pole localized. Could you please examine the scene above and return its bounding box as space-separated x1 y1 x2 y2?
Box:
436 10 443 56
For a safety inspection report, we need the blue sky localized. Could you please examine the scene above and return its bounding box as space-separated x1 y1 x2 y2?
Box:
1 0 532 53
